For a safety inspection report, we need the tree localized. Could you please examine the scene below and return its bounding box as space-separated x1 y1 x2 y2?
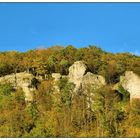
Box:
59 59 69 75
92 85 122 137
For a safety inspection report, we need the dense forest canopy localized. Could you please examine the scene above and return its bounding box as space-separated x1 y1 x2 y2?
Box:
0 45 140 137
0 45 140 84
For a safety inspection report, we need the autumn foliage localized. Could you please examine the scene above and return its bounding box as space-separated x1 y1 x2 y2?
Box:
0 45 140 137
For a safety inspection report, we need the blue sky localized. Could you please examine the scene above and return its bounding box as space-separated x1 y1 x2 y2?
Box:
0 3 140 54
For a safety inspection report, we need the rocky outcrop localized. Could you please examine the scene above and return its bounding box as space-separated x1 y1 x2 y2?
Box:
81 72 106 108
82 72 106 91
0 72 34 102
52 73 62 93
67 60 106 110
68 61 87 91
52 73 62 81
68 61 106 92
114 71 140 100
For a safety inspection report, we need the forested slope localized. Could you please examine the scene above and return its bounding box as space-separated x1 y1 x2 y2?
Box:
1 45 140 83
0 45 140 137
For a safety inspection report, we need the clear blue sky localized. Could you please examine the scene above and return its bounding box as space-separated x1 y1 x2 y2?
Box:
0 3 140 54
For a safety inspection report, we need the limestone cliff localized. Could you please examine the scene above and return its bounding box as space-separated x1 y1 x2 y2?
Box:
81 72 106 109
1 62 140 104
82 72 106 90
68 61 87 91
114 71 140 100
0 72 34 102
68 61 106 92
52 73 62 93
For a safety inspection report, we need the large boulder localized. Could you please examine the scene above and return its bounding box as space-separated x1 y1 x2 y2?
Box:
114 71 140 100
0 72 34 102
82 72 106 91
68 61 106 93
68 61 87 91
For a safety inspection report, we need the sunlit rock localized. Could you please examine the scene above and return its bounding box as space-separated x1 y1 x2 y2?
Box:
114 71 140 101
68 61 87 91
0 72 34 102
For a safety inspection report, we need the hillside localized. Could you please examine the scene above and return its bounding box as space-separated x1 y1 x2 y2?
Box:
0 45 140 137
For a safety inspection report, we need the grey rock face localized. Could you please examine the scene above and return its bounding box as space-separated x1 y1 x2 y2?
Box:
115 71 140 100
121 71 140 100
0 72 34 102
82 72 106 108
68 61 87 91
67 61 106 111
82 72 106 90
52 73 62 94
68 61 106 92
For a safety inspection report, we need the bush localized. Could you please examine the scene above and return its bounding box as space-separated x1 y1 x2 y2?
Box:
0 82 14 97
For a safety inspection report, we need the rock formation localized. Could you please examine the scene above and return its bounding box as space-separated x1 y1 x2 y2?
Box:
52 73 62 81
4 61 140 105
114 71 140 101
67 60 106 111
82 72 106 91
52 73 62 93
0 72 34 102
68 61 106 92
81 72 106 108
68 61 87 91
